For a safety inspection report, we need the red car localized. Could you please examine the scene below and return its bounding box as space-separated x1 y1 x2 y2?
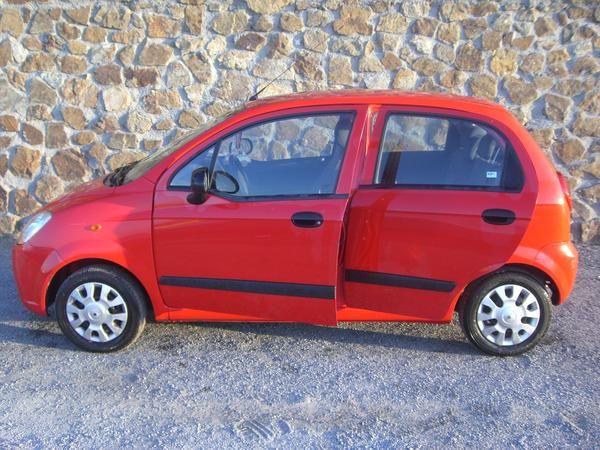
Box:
13 91 578 355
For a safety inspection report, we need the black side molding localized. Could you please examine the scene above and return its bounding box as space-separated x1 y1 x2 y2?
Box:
160 276 335 300
345 269 455 293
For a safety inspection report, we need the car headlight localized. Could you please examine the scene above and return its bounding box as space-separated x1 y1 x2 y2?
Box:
17 211 52 245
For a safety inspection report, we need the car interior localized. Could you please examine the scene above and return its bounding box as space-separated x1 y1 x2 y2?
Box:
376 117 518 189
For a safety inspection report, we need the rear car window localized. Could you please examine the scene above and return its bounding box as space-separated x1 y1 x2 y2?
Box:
374 114 524 191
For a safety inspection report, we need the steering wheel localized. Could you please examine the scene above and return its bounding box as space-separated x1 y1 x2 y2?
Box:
213 170 240 194
230 137 254 156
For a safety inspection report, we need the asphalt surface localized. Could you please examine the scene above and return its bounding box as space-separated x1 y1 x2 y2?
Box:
0 237 598 448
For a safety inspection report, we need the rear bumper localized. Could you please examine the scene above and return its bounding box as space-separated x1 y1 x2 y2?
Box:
12 242 63 316
535 241 578 304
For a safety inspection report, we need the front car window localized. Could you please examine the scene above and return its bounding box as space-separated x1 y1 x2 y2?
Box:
170 112 355 197
374 114 524 191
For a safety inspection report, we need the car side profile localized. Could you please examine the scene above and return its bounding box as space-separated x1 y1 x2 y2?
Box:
13 90 578 355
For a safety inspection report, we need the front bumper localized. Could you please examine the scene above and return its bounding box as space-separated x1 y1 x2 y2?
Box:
12 242 63 316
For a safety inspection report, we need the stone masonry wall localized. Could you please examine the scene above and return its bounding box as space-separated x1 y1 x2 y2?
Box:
0 0 598 242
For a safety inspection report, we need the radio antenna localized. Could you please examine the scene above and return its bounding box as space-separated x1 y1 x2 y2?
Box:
248 63 294 102
247 23 345 102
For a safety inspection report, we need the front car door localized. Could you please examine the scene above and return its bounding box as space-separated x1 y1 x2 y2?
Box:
342 106 537 322
153 105 367 324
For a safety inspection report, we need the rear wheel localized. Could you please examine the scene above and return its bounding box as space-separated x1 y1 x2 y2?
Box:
55 265 147 352
459 272 552 356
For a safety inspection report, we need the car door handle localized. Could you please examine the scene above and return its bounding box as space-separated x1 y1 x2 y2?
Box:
291 212 324 228
482 208 516 225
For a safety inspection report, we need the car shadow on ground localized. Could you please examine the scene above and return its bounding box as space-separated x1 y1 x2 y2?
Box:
0 321 77 351
0 314 476 355
180 322 477 356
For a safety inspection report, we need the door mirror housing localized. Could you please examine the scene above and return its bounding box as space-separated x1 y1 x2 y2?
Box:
187 167 210 204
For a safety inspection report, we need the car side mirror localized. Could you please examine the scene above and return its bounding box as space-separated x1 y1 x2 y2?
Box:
187 167 210 205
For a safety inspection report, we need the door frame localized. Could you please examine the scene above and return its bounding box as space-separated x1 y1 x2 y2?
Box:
152 105 369 323
358 105 538 190
338 105 539 322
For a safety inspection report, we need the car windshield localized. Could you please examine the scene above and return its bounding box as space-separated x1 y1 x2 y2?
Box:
118 107 244 185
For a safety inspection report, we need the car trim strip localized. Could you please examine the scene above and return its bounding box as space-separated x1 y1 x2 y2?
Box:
345 269 456 292
159 276 335 299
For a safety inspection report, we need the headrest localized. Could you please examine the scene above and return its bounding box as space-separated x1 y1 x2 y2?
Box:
471 134 502 164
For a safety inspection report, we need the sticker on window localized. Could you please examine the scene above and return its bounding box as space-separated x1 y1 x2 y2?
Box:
486 171 498 179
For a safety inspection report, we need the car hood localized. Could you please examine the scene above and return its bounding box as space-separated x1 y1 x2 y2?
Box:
43 177 115 214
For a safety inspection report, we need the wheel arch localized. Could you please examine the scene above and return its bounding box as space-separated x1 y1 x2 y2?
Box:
454 263 560 313
46 258 155 320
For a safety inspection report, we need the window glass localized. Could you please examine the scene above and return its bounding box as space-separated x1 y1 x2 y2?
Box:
374 114 523 190
170 146 215 187
191 113 354 197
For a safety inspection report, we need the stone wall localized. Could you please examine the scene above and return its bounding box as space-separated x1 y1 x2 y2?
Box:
0 0 598 242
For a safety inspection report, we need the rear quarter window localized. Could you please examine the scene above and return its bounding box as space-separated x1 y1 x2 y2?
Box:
374 114 524 192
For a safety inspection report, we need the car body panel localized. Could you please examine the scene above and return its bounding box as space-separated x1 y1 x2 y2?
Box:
153 194 347 325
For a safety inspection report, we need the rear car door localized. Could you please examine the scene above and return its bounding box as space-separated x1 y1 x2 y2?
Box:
343 107 537 322
153 106 367 324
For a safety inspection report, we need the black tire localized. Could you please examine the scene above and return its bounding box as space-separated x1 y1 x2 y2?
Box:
55 264 147 352
459 272 552 356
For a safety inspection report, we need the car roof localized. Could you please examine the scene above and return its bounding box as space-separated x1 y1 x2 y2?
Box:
245 89 505 115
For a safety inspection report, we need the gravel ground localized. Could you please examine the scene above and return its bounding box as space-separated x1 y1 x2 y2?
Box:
0 237 598 448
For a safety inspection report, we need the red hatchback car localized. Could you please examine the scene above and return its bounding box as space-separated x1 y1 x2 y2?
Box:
13 91 578 355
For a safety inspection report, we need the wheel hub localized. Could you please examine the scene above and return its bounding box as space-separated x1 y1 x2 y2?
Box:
85 303 107 324
499 302 523 328
476 284 541 347
65 282 129 343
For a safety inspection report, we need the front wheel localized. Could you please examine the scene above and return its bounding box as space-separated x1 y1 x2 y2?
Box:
55 265 147 352
459 272 552 356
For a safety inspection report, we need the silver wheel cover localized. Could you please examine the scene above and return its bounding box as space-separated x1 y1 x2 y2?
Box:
66 282 129 343
476 284 541 347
